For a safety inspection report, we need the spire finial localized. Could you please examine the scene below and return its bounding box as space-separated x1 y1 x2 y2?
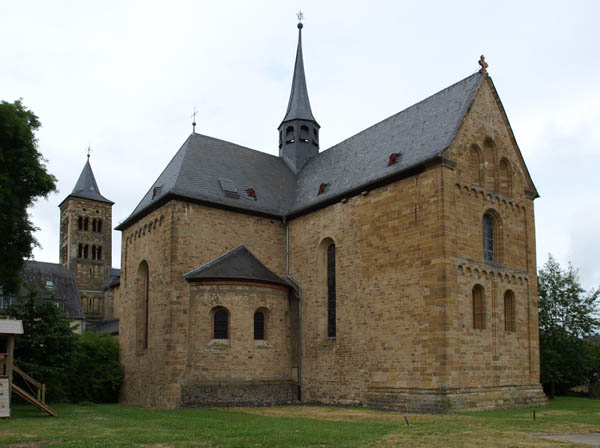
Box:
297 10 304 29
478 55 488 74
86 146 91 160
191 106 198 134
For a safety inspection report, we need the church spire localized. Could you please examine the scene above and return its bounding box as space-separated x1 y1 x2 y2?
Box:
278 15 320 175
60 154 113 205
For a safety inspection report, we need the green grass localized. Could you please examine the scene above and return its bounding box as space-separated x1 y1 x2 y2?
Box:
0 397 599 447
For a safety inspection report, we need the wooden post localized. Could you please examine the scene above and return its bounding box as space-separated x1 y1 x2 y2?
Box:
6 335 14 403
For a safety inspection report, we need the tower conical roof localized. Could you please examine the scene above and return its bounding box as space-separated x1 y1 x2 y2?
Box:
279 24 319 127
60 158 113 206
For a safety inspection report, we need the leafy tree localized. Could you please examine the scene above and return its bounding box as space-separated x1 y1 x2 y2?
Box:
7 291 78 402
538 255 600 398
70 331 124 403
0 99 56 295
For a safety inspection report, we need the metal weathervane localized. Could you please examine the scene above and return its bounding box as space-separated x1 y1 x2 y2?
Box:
86 146 92 160
297 10 304 23
191 106 198 134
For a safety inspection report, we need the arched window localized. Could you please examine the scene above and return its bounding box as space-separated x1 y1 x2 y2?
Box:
313 128 319 145
482 214 495 262
469 145 482 185
327 243 336 338
78 244 83 258
285 126 295 144
77 217 83 231
97 246 102 260
89 266 93 278
92 219 97 232
472 285 486 329
83 217 89 231
213 308 229 339
504 290 516 332
498 158 511 196
484 138 496 191
300 125 309 142
136 261 150 350
83 244 89 259
91 245 97 260
97 219 102 233
254 310 265 340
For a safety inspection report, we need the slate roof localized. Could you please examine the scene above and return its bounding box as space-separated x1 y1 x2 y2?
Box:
280 25 319 127
184 245 290 288
60 158 113 206
94 318 119 335
118 71 484 229
104 268 121 290
20 261 84 320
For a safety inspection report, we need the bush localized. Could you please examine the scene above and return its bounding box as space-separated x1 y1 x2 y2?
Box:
69 331 124 403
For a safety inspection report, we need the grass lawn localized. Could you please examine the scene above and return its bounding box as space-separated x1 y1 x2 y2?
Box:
0 397 598 447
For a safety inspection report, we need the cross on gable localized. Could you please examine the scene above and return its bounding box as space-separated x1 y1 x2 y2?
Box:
478 55 488 74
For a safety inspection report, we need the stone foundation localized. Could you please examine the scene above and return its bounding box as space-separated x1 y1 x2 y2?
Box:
366 384 546 413
181 380 298 407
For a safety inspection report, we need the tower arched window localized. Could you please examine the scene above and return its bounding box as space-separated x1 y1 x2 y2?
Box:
300 125 309 142
254 310 265 340
472 284 486 330
313 128 319 146
83 244 89 259
504 290 516 332
92 219 97 232
78 217 83 231
327 243 336 338
97 219 102 233
213 308 229 339
483 214 495 262
78 244 83 258
97 246 102 260
285 126 295 144
92 245 97 260
84 217 89 231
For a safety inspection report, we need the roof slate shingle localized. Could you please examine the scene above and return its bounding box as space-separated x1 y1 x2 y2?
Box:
117 72 483 229
184 245 290 288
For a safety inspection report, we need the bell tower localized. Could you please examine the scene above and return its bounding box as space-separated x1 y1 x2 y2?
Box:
58 153 113 321
278 17 320 174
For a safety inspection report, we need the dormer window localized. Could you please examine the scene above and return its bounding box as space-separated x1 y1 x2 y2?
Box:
245 188 257 200
318 183 329 195
388 153 401 166
152 186 163 199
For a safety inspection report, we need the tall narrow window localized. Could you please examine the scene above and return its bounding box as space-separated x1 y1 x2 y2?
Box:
483 214 494 262
300 125 309 142
92 219 97 232
84 217 89 231
327 243 336 338
83 244 89 259
91 245 97 260
143 265 149 348
97 246 102 260
499 158 510 196
97 219 102 233
254 311 265 340
78 217 83 231
504 290 516 332
472 285 486 329
78 244 83 258
213 308 229 339
136 261 150 351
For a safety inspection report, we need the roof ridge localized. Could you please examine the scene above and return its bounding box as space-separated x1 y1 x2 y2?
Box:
190 133 285 162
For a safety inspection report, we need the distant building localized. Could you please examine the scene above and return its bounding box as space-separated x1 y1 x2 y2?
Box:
0 261 85 333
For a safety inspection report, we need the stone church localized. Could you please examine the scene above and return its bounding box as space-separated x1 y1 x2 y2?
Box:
110 22 545 412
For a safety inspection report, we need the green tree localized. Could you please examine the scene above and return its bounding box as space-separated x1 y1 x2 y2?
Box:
538 255 600 398
0 99 56 295
70 331 124 403
7 292 78 402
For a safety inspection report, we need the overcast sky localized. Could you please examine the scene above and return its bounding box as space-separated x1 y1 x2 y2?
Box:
2 0 599 290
